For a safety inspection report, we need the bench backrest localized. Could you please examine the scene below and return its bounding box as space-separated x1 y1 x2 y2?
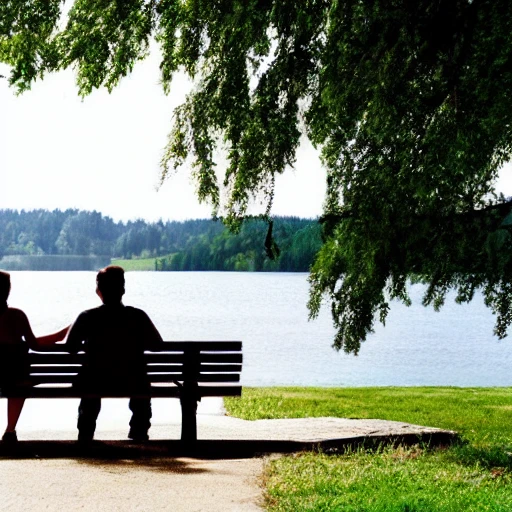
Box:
21 341 243 398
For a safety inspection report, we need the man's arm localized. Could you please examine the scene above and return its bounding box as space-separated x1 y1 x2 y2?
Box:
62 313 87 353
140 311 164 351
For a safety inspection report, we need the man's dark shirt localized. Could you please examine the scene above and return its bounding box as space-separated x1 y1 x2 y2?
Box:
64 303 163 391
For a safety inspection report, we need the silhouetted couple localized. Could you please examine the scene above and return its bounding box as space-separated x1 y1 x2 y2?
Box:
0 266 163 444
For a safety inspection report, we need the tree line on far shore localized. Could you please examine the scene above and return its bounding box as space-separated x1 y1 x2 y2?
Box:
0 209 321 272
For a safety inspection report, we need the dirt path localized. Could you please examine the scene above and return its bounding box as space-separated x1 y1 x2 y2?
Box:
0 456 265 511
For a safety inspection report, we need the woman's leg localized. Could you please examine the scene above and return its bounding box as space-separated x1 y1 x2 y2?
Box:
6 397 25 432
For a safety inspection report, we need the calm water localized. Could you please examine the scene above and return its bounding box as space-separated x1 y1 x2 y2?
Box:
7 271 512 387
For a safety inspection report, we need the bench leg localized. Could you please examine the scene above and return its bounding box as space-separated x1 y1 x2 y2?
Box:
180 386 198 443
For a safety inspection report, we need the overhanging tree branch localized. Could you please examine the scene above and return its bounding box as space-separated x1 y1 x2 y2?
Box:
3 0 512 353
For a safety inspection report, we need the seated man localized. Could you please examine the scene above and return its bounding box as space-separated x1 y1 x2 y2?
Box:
63 265 163 442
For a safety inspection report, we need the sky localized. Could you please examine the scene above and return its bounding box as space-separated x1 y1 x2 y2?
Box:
2 45 512 224
0 48 326 224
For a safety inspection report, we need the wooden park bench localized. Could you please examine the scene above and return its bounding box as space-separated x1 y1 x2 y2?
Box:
1 341 243 443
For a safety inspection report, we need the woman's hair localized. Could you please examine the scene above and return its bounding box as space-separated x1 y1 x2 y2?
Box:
96 265 125 302
0 270 11 303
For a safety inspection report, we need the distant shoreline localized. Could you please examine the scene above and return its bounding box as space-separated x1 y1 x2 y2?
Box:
0 254 111 271
0 255 313 272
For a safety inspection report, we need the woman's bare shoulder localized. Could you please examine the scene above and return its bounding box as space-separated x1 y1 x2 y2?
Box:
0 308 29 343
4 307 29 321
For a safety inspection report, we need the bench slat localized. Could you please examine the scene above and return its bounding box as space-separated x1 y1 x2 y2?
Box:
29 354 85 364
29 372 240 384
159 341 242 351
29 353 243 365
29 366 82 373
150 373 240 383
43 340 242 352
3 384 242 399
30 363 242 374
145 353 243 364
148 363 242 373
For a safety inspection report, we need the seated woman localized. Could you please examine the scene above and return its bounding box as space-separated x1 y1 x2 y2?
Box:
0 271 69 443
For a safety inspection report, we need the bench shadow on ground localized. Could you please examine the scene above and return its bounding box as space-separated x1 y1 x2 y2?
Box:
0 431 460 470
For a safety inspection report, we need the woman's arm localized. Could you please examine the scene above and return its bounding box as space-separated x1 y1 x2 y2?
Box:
17 310 70 349
36 325 70 346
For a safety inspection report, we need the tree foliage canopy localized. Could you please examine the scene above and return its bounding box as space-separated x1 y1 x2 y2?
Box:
2 0 512 353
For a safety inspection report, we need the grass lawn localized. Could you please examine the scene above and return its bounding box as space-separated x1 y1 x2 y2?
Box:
225 387 512 511
111 257 156 271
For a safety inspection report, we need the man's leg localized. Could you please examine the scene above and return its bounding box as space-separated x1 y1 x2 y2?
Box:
128 398 152 441
77 398 101 441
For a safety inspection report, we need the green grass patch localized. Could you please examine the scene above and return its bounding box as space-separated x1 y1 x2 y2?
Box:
225 388 512 511
111 257 156 271
265 448 512 511
225 387 512 444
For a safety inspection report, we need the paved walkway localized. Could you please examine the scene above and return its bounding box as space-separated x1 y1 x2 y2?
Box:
0 398 457 511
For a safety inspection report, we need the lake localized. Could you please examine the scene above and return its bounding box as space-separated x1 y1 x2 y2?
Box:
7 271 512 387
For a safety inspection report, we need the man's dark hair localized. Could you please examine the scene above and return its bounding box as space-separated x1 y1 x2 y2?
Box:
0 270 11 303
96 265 125 303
